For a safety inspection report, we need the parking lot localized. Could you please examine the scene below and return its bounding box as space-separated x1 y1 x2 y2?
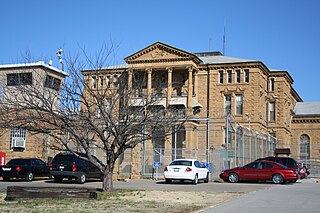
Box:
0 178 275 193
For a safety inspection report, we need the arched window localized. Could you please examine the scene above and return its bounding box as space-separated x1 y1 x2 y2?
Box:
300 134 310 167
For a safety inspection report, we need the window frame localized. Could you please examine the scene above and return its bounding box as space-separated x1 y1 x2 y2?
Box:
269 102 275 121
7 73 32 86
244 69 249 83
10 127 27 151
227 70 232 83
235 94 243 115
224 94 232 115
219 71 224 84
236 69 241 83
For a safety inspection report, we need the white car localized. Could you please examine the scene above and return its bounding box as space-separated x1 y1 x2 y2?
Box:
163 159 209 184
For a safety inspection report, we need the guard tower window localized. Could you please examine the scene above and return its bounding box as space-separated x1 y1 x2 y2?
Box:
7 73 32 86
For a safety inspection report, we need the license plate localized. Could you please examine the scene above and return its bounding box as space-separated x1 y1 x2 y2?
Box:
59 166 64 170
174 168 179 172
2 168 11 171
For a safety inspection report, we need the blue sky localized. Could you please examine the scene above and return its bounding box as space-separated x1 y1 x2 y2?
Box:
1 0 320 102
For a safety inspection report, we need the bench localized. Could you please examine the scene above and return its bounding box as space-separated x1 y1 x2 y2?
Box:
5 186 97 201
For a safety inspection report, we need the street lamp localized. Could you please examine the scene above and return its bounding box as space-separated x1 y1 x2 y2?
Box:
56 49 64 71
245 113 251 161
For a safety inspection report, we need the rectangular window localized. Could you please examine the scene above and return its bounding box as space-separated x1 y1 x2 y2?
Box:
10 127 26 151
219 71 224 83
236 70 241 83
269 102 275 121
99 76 104 88
227 70 232 83
44 75 61 91
7 73 32 86
236 95 243 115
106 76 111 88
269 78 275 91
244 69 249 82
225 95 232 115
92 77 97 89
113 75 118 87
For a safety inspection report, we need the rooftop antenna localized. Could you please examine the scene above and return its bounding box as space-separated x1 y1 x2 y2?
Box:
56 49 64 71
223 18 226 55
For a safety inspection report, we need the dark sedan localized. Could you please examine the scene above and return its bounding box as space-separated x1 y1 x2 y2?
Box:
0 158 50 181
219 160 298 184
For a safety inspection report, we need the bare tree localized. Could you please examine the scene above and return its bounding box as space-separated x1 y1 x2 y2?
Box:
0 46 189 191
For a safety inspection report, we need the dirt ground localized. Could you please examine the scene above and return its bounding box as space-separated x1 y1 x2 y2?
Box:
0 190 245 213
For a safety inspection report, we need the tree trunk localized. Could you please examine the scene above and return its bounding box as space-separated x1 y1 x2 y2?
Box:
102 165 114 192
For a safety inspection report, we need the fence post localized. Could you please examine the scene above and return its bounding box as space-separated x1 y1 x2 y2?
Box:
234 126 237 167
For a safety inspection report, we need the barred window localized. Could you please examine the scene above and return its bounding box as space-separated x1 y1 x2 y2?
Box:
236 95 243 115
300 134 310 166
225 95 232 115
10 127 26 150
269 102 275 121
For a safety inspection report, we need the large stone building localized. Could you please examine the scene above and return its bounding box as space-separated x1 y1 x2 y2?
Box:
83 42 320 177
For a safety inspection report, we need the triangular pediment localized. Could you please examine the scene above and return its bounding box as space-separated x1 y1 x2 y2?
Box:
124 42 201 64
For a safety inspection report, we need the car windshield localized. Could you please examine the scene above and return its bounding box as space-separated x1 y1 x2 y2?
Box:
53 154 76 163
169 160 192 166
7 159 29 166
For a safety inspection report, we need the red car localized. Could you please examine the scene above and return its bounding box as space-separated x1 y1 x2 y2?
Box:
219 160 298 184
256 156 309 179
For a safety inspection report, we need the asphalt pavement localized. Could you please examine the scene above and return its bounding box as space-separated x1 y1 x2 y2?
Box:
0 178 273 193
200 178 320 213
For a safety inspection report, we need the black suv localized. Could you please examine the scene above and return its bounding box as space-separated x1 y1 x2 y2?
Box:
50 152 103 184
0 158 50 181
256 156 309 179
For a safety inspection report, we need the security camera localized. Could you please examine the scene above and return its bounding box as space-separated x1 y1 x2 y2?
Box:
56 49 63 57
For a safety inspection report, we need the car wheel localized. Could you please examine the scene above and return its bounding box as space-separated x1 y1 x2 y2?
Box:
54 177 63 183
3 177 10 181
26 172 34 181
228 173 239 183
204 173 209 183
192 174 198 185
272 174 284 184
165 178 172 184
77 173 86 184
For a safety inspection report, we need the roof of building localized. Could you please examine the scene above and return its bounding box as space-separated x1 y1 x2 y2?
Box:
198 55 255 64
293 102 320 116
100 55 256 70
0 61 68 76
